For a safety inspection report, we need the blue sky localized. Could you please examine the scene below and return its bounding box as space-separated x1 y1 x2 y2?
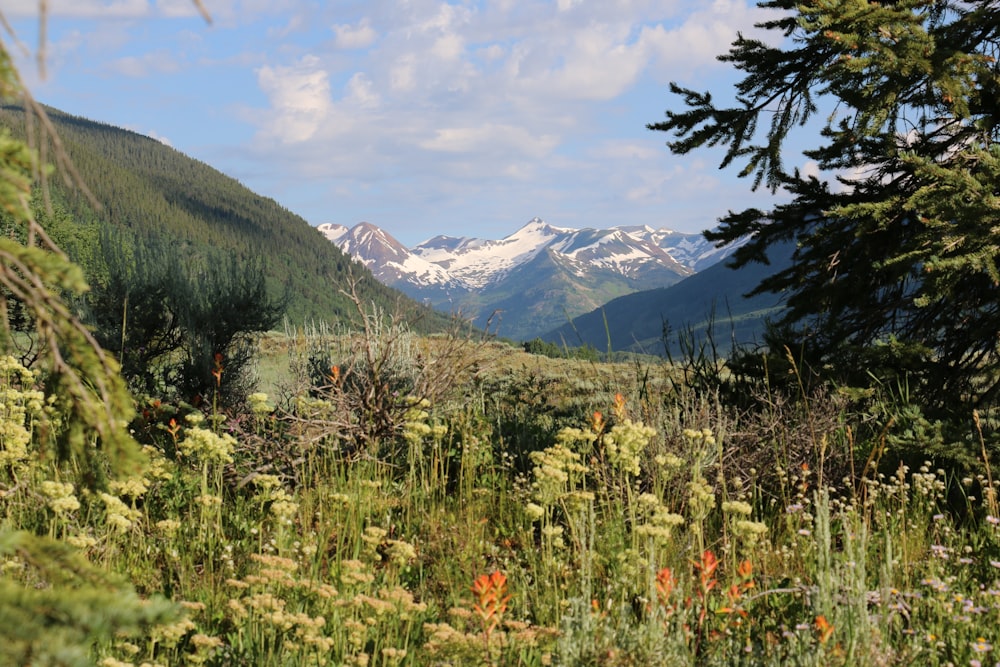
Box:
6 0 791 246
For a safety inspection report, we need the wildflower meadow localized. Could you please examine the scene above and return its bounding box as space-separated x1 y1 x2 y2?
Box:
1 324 999 667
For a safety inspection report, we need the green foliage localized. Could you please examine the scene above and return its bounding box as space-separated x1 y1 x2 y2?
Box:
0 194 103 367
0 104 453 334
0 73 159 667
652 1 1000 427
0 124 139 479
0 531 177 667
522 337 601 361
85 229 286 404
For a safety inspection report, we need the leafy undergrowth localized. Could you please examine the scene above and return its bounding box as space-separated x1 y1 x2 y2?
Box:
1 342 999 666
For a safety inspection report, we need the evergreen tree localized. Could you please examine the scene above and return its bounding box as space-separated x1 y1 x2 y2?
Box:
651 0 1000 421
86 229 286 404
0 4 193 661
0 117 137 473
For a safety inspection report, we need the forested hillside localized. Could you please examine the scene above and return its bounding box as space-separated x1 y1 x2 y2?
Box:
541 241 794 356
0 105 449 330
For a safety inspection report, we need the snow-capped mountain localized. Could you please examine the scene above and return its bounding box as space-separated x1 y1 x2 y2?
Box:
317 218 741 340
407 219 694 290
318 222 459 289
411 219 573 289
613 225 745 271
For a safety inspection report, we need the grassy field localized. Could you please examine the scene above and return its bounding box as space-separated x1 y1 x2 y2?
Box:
1 325 999 666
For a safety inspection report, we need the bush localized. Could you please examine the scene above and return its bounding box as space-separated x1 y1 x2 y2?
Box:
85 230 286 405
281 281 489 463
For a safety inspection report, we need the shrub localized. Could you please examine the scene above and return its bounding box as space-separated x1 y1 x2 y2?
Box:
85 230 286 406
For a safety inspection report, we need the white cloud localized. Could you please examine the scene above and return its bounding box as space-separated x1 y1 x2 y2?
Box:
154 0 202 18
266 14 307 39
430 32 464 61
478 43 504 62
2 0 151 18
332 18 377 49
107 49 183 77
592 141 661 161
515 23 650 101
345 72 380 109
177 0 303 29
255 55 332 143
419 123 558 159
412 2 473 34
645 1 772 83
231 1 774 238
130 126 173 146
388 54 417 92
490 3 760 105
624 166 686 204
801 160 821 181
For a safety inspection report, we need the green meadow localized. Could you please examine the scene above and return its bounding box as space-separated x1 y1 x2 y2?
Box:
2 321 999 666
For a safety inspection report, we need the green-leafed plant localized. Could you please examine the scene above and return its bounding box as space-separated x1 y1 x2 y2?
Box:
0 531 176 667
3 2 1000 666
652 0 1000 432
84 228 287 406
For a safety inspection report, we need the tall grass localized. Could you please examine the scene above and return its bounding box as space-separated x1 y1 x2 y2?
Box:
1 326 999 666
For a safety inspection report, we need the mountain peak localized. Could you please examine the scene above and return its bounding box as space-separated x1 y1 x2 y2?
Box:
321 219 737 340
514 217 570 235
338 222 409 264
316 223 349 243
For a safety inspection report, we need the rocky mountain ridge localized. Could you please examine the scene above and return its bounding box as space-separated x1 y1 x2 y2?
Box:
318 218 743 341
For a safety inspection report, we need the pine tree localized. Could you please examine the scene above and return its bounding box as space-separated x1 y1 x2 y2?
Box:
0 531 176 667
0 4 206 661
0 101 138 476
651 0 1000 421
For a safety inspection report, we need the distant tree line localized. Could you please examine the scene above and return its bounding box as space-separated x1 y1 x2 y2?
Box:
522 337 601 362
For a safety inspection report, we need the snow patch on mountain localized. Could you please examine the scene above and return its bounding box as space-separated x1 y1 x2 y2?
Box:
317 223 349 244
318 217 739 293
319 222 456 288
411 217 574 289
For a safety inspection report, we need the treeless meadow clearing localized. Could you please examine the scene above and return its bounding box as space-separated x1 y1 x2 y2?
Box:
4 322 1000 666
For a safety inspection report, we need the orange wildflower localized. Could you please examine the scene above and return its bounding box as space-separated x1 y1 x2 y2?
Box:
592 410 604 434
471 571 511 638
694 550 719 594
613 393 627 420
656 567 676 605
212 353 224 387
166 418 181 442
815 615 834 644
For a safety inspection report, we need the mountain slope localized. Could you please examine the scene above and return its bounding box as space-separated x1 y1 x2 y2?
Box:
0 105 449 330
541 241 795 355
464 246 650 338
322 218 735 340
405 218 695 291
319 222 459 291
